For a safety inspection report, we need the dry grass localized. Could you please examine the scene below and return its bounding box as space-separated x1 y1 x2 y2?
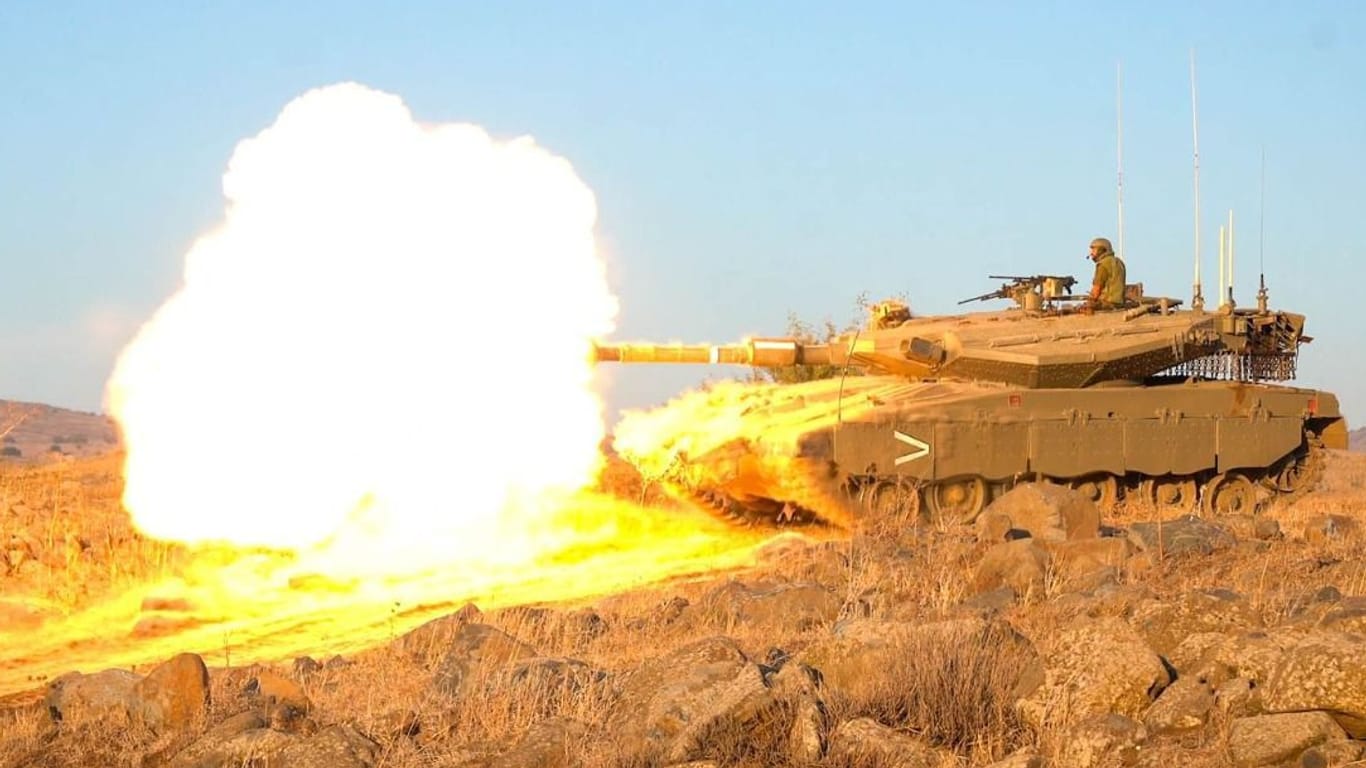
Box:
821 621 1033 761
5 450 1366 767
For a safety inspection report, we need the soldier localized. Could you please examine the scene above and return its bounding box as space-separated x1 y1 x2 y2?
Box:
1086 237 1126 310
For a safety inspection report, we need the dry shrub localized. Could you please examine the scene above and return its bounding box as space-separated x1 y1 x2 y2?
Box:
824 622 1030 760
3 717 158 768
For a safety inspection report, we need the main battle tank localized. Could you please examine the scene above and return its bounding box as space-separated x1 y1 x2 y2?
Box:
593 274 1348 528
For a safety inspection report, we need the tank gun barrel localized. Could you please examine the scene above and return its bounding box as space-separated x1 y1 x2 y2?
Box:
591 338 833 367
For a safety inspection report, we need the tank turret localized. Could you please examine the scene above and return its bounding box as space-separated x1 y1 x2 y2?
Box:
596 272 1346 529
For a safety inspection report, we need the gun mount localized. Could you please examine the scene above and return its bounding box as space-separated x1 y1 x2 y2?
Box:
597 270 1346 531
957 274 1080 310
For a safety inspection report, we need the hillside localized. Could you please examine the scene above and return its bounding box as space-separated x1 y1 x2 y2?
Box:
4 440 1366 766
1351 426 1366 452
0 400 119 463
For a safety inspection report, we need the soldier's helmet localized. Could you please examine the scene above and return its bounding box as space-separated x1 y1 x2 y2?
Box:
1089 237 1114 258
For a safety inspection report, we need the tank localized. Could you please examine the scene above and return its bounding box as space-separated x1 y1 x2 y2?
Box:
593 274 1348 528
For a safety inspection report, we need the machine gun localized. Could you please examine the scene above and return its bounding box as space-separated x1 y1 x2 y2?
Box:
958 274 1079 311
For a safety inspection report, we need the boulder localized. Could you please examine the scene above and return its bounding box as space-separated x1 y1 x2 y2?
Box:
826 718 943 768
1054 714 1147 768
489 718 586 768
1262 631 1366 737
977 483 1100 542
697 580 843 631
1228 712 1347 768
431 623 538 698
1126 516 1236 558
604 636 772 764
972 539 1049 598
1142 673 1215 734
1017 616 1170 729
45 668 140 726
135 653 210 733
1130 589 1260 657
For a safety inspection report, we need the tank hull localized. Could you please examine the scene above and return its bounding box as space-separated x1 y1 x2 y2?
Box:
617 375 1345 526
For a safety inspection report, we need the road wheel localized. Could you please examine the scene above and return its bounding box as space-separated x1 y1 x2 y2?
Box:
866 479 922 522
1069 473 1119 512
1203 472 1257 516
925 476 988 524
1138 475 1198 513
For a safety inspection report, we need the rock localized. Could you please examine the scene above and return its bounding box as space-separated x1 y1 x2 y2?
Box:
1227 711 1347 768
167 713 285 768
1317 598 1366 635
955 586 1018 616
490 657 608 714
276 724 379 768
169 720 378 768
243 671 311 731
1017 616 1170 729
1130 589 1260 657
490 717 586 768
698 580 843 631
135 652 210 733
1215 677 1264 719
978 482 1100 541
1044 537 1130 593
559 608 608 645
1055 714 1147 768
392 602 483 664
1219 514 1283 541
292 657 322 678
972 539 1049 598
826 717 943 767
768 662 828 763
45 668 140 725
1205 628 1310 687
982 749 1044 768
431 623 538 698
787 694 828 764
1262 631 1366 736
605 636 772 764
1142 673 1215 734
1303 515 1360 545
1126 516 1236 558
1297 740 1366 767
1166 632 1230 674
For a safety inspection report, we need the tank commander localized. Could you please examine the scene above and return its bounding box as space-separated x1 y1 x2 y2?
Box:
1085 236 1127 311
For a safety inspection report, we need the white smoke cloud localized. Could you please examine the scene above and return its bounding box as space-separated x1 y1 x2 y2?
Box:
105 82 619 566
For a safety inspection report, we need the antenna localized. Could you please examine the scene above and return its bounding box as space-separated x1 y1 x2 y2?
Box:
1258 147 1269 312
1189 49 1205 312
1218 223 1225 303
1116 60 1125 260
1227 208 1235 306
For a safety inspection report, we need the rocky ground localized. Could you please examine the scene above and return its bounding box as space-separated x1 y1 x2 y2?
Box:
4 446 1366 767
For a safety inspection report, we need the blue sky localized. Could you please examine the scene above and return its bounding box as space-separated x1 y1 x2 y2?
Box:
2 2 1364 426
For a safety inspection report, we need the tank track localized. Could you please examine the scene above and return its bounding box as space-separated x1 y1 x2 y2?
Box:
645 429 1331 532
660 460 859 531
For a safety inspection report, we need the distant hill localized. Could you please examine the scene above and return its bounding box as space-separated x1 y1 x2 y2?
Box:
1352 426 1366 452
0 400 120 462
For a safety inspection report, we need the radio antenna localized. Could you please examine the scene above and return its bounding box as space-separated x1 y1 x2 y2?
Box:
1258 147 1269 312
1116 60 1126 260
1190 49 1205 312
